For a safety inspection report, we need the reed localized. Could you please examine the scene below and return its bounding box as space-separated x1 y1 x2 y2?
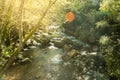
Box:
0 0 58 75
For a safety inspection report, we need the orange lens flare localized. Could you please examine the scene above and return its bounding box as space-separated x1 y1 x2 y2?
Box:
65 12 75 22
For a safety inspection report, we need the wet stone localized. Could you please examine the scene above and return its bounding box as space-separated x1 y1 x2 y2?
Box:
35 75 40 79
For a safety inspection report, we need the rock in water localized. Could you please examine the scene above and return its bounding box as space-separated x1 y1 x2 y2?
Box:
63 44 72 53
68 49 79 58
54 41 64 48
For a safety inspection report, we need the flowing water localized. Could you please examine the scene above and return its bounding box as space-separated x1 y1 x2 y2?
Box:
3 46 76 80
2 26 109 80
2 44 108 80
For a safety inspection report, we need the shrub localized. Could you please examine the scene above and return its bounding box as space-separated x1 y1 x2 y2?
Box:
99 0 120 78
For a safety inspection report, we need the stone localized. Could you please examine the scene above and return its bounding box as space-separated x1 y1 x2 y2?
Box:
68 49 79 58
62 54 70 62
54 41 64 48
29 46 37 49
18 54 24 59
63 44 72 53
26 39 33 46
62 37 73 44
21 57 32 63
35 75 40 79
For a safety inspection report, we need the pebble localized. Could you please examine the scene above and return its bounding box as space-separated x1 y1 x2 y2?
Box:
29 46 37 49
35 75 40 79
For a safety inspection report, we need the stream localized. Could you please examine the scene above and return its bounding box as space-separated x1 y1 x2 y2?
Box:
1 26 109 80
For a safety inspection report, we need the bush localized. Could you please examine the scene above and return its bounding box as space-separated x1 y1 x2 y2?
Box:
63 0 103 44
98 0 120 78
99 34 120 78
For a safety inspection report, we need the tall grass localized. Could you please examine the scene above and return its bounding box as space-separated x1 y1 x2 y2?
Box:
0 0 58 75
0 0 17 70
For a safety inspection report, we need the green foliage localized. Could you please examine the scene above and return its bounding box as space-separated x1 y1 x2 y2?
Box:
100 0 120 23
63 0 104 43
100 0 120 16
96 20 109 28
99 35 110 45
99 35 120 78
63 0 120 78
1 45 13 58
98 0 120 78
67 0 98 25
0 0 19 71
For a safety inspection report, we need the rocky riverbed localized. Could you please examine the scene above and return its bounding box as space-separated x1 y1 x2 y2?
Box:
1 26 109 80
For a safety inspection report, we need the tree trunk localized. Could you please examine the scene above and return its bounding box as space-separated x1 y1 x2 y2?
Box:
18 0 24 51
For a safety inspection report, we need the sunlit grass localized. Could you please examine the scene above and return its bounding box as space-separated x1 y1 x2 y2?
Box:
0 0 66 26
